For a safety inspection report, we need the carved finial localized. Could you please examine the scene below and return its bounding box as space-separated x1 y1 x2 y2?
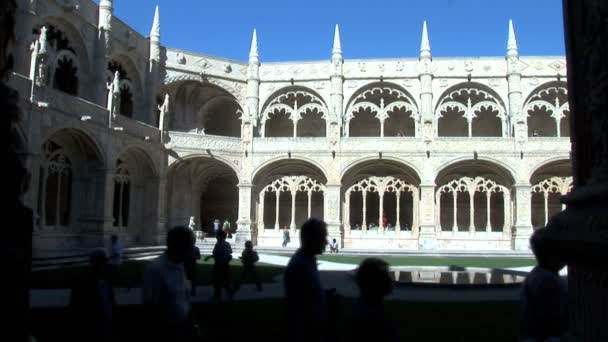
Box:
332 24 342 60
39 26 48 55
151 5 161 41
249 29 259 63
420 21 431 59
507 19 518 57
98 0 113 31
112 71 121 94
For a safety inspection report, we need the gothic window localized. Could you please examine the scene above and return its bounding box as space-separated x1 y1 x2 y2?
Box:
524 83 569 137
38 141 72 227
113 160 131 228
33 25 80 96
261 88 328 138
346 84 418 137
52 52 78 95
435 85 505 137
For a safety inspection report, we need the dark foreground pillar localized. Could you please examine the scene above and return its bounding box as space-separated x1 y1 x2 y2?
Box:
544 1 608 341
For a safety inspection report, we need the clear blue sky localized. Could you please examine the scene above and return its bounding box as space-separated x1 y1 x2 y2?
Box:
106 0 565 62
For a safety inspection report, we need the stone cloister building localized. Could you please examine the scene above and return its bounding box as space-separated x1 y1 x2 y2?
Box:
11 0 571 254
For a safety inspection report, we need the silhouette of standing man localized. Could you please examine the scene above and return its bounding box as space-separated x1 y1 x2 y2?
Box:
284 218 330 342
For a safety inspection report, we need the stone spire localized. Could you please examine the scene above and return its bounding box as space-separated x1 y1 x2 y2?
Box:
507 19 518 57
249 29 259 64
150 5 161 42
150 5 161 62
98 0 113 31
38 26 48 55
420 21 431 59
332 24 342 60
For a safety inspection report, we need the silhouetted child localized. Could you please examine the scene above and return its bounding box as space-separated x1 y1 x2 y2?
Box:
185 245 201 296
69 249 115 342
347 258 398 342
520 228 568 341
205 229 233 300
235 241 262 292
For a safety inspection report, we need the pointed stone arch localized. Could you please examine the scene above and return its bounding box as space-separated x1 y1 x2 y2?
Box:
260 86 329 138
529 159 572 228
523 81 569 137
344 82 419 137
435 82 507 137
164 80 243 137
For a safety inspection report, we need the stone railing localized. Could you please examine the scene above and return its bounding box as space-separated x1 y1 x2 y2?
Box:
114 115 161 144
8 72 32 97
252 137 329 153
168 131 242 152
38 86 110 126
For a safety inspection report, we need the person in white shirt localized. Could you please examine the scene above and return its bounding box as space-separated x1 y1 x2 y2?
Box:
142 226 196 342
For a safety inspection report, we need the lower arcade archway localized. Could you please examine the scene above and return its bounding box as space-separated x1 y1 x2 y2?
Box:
530 160 572 229
341 159 421 249
434 160 515 250
167 158 239 236
252 159 327 246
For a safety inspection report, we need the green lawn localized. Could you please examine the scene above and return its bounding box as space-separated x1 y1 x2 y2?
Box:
317 255 536 268
30 259 284 289
31 299 520 342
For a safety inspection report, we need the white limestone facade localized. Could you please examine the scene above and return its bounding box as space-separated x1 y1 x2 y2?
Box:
11 0 572 254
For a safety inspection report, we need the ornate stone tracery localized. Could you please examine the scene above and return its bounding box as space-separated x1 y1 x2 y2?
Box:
344 176 419 233
436 176 511 235
257 176 326 230
531 176 572 226
346 85 419 137
260 89 328 138
435 86 507 137
524 83 570 137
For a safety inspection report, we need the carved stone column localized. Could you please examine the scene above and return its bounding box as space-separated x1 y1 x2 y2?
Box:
307 191 312 218
486 192 492 232
396 192 401 231
542 2 608 339
513 183 532 250
236 183 253 243
101 168 117 243
274 190 280 230
362 191 367 230
257 190 265 232
452 191 458 232
323 184 342 244
418 183 437 250
378 191 384 232
468 189 475 233
155 176 168 244
289 190 297 230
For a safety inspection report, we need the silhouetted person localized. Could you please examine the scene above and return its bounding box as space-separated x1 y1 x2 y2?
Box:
185 245 201 296
520 228 568 341
69 249 115 342
108 235 123 288
143 226 198 342
347 258 398 342
284 218 330 342
234 241 262 292
205 229 233 301
282 227 290 247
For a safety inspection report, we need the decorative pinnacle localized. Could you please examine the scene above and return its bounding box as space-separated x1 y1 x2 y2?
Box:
332 24 342 59
507 19 518 57
39 26 49 55
249 29 259 63
112 71 121 94
420 21 431 59
150 5 161 40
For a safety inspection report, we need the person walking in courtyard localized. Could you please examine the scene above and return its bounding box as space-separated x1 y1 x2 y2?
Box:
185 244 201 296
234 240 262 293
205 229 233 301
223 218 232 238
69 249 115 342
520 227 568 341
213 218 221 236
142 226 199 342
282 227 291 247
109 235 124 288
347 258 398 342
284 218 331 342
